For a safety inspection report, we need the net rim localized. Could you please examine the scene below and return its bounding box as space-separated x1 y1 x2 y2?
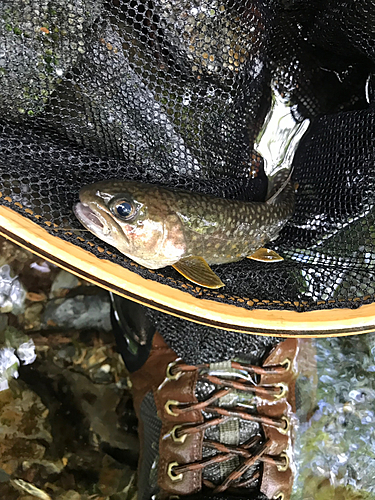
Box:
1 206 374 337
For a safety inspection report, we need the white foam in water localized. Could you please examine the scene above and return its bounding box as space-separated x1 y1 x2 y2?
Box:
0 340 36 391
0 264 26 314
0 347 20 391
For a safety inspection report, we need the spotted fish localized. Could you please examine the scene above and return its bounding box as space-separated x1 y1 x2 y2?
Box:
74 89 309 288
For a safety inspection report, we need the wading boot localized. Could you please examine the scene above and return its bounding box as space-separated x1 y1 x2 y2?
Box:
111 295 316 500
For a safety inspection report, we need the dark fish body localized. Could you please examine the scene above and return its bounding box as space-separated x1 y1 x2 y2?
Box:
161 181 294 265
74 177 294 288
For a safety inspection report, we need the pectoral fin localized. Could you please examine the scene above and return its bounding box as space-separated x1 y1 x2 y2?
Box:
173 256 224 289
248 248 284 262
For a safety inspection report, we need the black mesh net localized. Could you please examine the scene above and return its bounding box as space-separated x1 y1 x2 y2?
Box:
0 0 375 313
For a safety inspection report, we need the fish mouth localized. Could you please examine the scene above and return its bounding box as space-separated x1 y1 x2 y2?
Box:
74 202 107 236
74 202 129 247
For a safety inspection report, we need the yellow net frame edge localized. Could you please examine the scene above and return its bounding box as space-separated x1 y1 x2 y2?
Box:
0 205 374 338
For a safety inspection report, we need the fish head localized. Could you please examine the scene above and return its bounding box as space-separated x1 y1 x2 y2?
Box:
74 180 186 269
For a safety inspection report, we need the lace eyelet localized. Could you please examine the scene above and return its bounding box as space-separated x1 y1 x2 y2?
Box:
171 425 187 444
279 415 290 435
273 493 284 500
276 452 289 472
168 462 183 482
165 400 180 417
166 361 183 381
274 382 288 400
281 358 291 371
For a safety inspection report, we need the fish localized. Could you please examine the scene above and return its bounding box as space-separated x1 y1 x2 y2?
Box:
74 88 310 289
74 173 295 289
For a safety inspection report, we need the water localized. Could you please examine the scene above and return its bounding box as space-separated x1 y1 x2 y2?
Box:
292 335 375 499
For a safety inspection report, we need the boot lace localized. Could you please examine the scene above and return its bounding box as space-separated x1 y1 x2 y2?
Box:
164 358 291 494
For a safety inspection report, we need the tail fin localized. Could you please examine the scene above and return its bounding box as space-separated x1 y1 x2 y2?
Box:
266 168 293 204
255 84 310 176
255 83 309 204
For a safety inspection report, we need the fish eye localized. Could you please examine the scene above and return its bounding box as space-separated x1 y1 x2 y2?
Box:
110 199 135 220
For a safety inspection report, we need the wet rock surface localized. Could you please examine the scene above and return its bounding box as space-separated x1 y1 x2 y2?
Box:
0 235 375 499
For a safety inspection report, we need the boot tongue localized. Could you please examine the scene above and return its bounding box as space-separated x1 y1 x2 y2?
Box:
145 309 280 364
